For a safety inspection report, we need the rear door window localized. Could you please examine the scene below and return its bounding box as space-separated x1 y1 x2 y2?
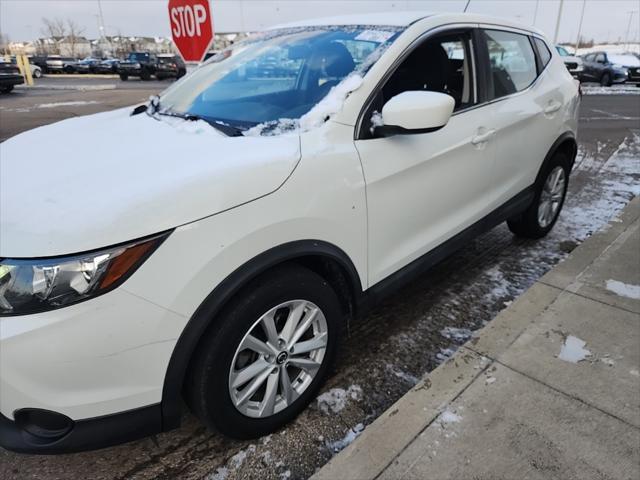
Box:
534 38 552 68
482 29 538 99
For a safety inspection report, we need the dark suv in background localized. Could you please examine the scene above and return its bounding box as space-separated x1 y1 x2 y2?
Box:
156 54 187 80
117 52 158 81
579 51 632 86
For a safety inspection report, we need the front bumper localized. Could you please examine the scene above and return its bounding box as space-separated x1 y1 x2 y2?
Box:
0 74 25 87
0 286 186 453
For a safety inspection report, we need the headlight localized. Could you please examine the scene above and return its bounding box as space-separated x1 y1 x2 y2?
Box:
0 233 168 316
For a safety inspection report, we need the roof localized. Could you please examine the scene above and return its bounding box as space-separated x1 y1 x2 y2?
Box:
270 11 545 38
270 11 433 29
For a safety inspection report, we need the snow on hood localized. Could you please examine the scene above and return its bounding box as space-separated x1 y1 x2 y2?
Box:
0 108 301 257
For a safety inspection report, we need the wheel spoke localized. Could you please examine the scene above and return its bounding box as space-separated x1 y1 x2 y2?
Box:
287 307 319 349
279 365 295 405
280 301 307 343
258 371 279 417
291 332 327 355
230 358 271 389
235 364 275 406
288 357 321 374
240 334 276 357
260 312 279 347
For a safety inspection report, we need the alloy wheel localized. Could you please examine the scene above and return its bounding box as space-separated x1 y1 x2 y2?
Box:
537 166 566 228
228 300 328 418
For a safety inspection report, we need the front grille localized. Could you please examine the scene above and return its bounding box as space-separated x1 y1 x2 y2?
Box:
565 62 578 70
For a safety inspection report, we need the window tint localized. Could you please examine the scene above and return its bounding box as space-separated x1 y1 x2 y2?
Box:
483 30 537 99
381 31 475 111
534 38 552 67
584 53 594 62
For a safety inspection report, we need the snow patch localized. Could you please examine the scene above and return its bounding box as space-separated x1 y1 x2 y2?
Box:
369 110 384 134
36 100 100 109
435 347 456 364
558 336 591 363
206 444 256 480
606 280 640 300
327 423 364 452
316 385 362 414
299 74 364 130
440 326 473 343
437 409 462 424
581 85 640 96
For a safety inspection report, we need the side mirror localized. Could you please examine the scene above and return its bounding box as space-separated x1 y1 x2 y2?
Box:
376 91 455 137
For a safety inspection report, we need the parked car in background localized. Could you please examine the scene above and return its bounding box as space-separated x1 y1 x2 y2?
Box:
75 58 102 74
7 56 42 78
0 59 24 93
94 58 120 74
45 56 79 74
0 12 580 453
156 54 187 80
28 55 48 72
117 51 158 80
579 51 628 86
555 45 583 78
607 53 640 86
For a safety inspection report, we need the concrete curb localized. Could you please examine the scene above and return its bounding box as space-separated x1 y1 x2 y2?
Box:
313 196 640 480
15 84 117 91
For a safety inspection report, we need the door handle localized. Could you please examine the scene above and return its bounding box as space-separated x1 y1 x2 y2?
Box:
544 101 562 114
471 129 496 145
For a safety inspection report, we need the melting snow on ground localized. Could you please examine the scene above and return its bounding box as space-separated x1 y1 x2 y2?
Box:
440 326 473 343
558 336 592 363
207 444 256 480
605 279 640 300
316 384 362 414
327 423 365 452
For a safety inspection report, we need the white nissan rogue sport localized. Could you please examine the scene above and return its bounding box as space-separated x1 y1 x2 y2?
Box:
0 12 579 453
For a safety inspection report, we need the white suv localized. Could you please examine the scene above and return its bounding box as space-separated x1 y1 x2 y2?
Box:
0 12 579 453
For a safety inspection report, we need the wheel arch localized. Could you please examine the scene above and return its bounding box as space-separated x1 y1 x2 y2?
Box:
535 131 578 186
159 240 363 430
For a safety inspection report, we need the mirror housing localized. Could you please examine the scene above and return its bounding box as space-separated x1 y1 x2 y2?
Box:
377 91 455 137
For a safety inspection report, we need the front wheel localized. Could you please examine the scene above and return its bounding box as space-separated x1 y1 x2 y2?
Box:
0 85 14 94
507 154 569 239
600 72 612 87
33 69 42 78
119 74 128 81
185 264 341 439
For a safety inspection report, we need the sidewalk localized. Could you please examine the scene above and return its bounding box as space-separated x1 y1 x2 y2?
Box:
314 197 640 480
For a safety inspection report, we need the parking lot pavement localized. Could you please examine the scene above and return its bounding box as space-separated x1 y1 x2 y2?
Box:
0 90 638 480
315 197 640 480
0 77 169 142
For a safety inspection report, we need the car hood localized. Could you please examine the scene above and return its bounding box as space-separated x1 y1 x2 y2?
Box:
0 108 301 257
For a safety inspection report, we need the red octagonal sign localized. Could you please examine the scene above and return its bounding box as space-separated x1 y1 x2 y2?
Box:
168 0 214 62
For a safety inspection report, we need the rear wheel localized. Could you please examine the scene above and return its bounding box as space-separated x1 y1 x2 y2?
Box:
507 153 569 239
0 86 14 94
185 264 341 439
140 70 151 81
33 68 42 79
119 74 128 81
600 72 612 87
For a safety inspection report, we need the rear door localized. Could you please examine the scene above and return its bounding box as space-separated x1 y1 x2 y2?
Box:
477 28 562 203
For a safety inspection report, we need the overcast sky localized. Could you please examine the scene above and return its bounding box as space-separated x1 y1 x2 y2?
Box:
1 0 638 44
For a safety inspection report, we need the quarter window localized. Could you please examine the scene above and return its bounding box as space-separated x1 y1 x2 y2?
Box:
483 29 538 99
534 38 552 68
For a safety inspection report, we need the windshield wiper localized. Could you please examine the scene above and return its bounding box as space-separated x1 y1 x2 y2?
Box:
156 108 245 137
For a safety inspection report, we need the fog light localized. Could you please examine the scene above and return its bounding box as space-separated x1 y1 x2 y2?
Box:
14 409 74 441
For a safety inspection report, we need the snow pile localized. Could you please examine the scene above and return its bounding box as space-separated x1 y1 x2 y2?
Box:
299 74 364 130
581 85 640 96
369 110 384 134
605 280 640 300
386 363 420 385
327 423 364 452
36 100 100 109
440 326 473 343
558 336 592 363
316 385 362 414
576 43 640 56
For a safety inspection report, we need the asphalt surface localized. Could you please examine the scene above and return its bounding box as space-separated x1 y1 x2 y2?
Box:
0 80 639 479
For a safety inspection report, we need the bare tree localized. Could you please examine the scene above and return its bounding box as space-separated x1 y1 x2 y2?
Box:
66 19 85 58
41 18 66 54
0 32 10 55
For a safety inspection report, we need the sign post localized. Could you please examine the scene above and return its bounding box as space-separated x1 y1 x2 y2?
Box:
168 0 214 63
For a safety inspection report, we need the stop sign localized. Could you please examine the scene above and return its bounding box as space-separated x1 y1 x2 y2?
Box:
168 0 214 62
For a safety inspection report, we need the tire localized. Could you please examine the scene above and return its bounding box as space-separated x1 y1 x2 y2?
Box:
0 86 13 94
33 68 42 79
185 264 342 439
119 74 128 81
140 70 151 81
600 72 612 87
507 153 570 239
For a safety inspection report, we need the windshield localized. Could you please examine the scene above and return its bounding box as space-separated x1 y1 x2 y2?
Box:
555 46 569 56
159 26 402 134
128 52 150 61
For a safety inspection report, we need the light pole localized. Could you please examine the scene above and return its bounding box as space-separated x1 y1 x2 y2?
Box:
533 0 540 26
624 11 637 50
553 0 565 44
575 0 586 52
